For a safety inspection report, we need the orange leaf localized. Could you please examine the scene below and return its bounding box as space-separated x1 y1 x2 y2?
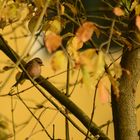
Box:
44 31 62 53
98 79 110 103
76 22 98 42
136 15 140 31
113 7 125 16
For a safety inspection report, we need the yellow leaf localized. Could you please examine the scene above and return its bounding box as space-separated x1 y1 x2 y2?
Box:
135 4 140 15
113 63 122 79
79 49 96 68
51 51 67 71
130 0 138 11
34 0 46 9
0 3 21 23
92 51 105 89
48 19 62 34
67 36 83 52
67 36 83 64
60 4 65 15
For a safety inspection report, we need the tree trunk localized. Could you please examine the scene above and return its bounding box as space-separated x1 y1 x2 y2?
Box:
112 46 140 140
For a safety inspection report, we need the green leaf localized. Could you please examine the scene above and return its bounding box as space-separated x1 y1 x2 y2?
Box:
28 16 40 33
81 65 91 90
135 4 140 15
92 51 105 89
121 0 131 12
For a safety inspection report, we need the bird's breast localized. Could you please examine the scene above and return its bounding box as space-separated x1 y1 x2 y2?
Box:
27 64 41 79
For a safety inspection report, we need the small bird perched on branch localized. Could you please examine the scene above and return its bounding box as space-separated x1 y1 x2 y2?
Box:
13 57 43 87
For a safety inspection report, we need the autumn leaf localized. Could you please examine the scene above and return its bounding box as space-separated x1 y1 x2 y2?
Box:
122 68 131 77
135 4 140 15
118 37 132 50
106 69 120 98
15 72 25 85
44 31 62 53
113 63 122 79
130 0 138 11
79 49 96 70
67 36 83 52
113 7 125 16
63 2 78 15
67 36 83 64
28 16 40 33
48 19 62 34
81 65 91 91
98 78 110 103
136 15 140 31
92 51 105 92
60 4 65 15
76 22 99 42
34 0 46 9
0 3 26 23
3 66 14 71
51 50 67 71
93 51 105 78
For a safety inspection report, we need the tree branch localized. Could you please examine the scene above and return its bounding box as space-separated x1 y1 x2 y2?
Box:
0 35 110 140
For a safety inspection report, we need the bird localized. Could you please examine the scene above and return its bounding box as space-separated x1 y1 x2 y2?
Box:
13 57 43 87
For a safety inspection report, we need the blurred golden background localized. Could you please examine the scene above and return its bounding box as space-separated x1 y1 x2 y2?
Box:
0 22 140 140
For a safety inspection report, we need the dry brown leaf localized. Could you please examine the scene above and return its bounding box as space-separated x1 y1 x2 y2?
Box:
120 37 132 50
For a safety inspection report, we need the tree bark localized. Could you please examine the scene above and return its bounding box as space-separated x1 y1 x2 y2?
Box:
112 46 140 140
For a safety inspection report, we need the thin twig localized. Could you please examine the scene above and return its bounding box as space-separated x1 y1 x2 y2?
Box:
27 108 48 139
16 94 53 139
65 58 70 140
11 95 16 140
106 19 115 53
69 68 80 97
85 76 104 140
